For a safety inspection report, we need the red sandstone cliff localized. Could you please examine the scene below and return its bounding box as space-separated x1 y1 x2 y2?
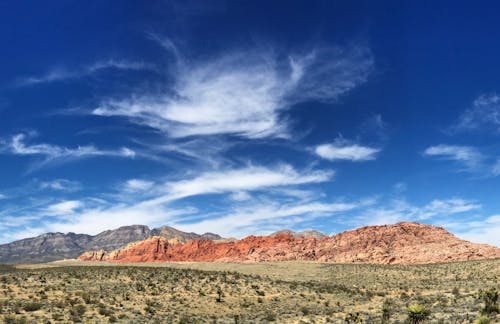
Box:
78 222 500 264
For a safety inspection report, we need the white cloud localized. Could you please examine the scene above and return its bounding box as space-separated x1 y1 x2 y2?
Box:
356 198 481 226
0 163 335 241
92 41 373 139
46 200 82 216
418 199 481 219
0 133 136 167
175 201 359 238
124 179 155 192
315 138 380 161
423 144 483 169
46 204 196 235
452 93 500 133
230 191 252 202
141 164 334 206
448 215 500 247
39 179 82 192
16 59 156 86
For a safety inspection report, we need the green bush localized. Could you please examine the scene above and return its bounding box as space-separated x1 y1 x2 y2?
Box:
70 303 86 317
406 304 431 324
474 315 493 324
381 298 394 323
22 301 42 312
479 288 499 315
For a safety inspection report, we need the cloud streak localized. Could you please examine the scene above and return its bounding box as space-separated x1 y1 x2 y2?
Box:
141 164 334 206
0 164 335 239
354 198 481 226
315 138 380 161
451 93 500 133
92 40 374 139
16 60 156 86
174 201 359 238
423 144 484 170
39 179 82 192
0 133 135 169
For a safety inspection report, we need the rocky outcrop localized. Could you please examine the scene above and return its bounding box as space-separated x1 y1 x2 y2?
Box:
84 225 151 252
0 225 223 264
78 222 500 264
271 229 328 239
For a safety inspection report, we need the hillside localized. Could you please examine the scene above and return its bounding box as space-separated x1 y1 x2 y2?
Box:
79 222 500 264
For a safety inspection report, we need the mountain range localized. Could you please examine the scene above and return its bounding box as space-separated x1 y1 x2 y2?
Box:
79 222 500 264
0 225 222 263
2 222 499 265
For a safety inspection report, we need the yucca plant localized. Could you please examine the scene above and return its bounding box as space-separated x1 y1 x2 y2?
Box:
406 304 430 323
479 288 499 315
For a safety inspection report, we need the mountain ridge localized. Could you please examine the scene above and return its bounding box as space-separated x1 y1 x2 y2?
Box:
78 222 500 265
0 225 222 263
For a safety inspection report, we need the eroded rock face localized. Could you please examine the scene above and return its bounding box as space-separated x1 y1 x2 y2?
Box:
78 222 500 264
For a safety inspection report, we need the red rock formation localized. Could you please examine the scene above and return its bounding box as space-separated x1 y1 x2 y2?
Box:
78 222 500 264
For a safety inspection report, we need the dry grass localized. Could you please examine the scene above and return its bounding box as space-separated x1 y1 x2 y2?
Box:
0 259 498 323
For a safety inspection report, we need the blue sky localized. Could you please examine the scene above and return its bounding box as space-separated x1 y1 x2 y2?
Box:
1 1 500 246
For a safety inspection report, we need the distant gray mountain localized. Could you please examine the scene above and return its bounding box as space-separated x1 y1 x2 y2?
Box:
0 225 222 264
271 229 328 239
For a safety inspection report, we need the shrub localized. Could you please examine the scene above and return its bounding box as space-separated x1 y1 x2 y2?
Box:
474 315 493 324
344 312 363 323
381 298 394 323
216 286 224 302
98 305 113 316
479 288 499 315
406 304 431 324
23 301 42 312
263 311 276 321
70 304 86 317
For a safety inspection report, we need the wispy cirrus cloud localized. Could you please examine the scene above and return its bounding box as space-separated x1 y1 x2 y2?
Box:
140 164 334 206
174 201 360 238
123 179 155 192
15 59 156 86
423 144 484 170
0 133 135 169
39 179 82 192
46 200 83 216
91 39 374 139
450 93 500 133
445 215 500 246
0 164 335 238
423 144 500 177
354 198 481 227
315 137 380 161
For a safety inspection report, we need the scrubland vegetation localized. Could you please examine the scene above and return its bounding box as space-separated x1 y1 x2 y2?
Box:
0 259 498 323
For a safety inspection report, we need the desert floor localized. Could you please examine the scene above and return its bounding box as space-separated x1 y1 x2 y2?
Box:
0 259 498 323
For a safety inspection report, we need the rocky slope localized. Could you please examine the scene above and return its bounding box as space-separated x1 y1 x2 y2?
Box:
0 232 92 264
79 222 500 264
0 225 222 263
271 229 328 239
